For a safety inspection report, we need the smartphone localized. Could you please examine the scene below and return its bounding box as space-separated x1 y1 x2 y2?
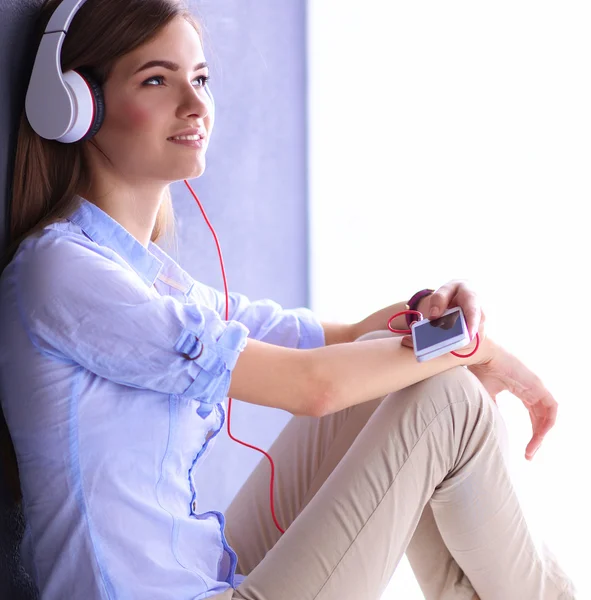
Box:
411 306 471 362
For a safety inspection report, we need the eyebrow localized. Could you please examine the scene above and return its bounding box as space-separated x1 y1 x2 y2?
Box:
133 60 208 75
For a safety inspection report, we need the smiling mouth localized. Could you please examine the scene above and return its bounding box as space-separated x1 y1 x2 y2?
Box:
168 134 203 141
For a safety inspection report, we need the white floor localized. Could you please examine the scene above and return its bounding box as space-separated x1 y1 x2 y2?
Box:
381 556 424 599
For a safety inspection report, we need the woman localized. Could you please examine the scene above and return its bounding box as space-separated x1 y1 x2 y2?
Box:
0 0 577 598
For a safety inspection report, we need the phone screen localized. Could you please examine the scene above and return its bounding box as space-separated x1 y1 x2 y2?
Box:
414 309 464 352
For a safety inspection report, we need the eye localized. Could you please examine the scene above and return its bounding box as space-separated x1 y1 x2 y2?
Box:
143 75 165 86
142 74 211 87
193 74 210 87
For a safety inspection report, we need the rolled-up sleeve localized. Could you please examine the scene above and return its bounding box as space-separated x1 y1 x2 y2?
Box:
191 282 326 350
15 235 249 412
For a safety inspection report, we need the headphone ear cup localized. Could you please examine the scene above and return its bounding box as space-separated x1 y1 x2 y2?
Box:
75 69 105 142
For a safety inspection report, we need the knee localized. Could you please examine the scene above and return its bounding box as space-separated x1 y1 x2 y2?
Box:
418 364 485 400
429 364 477 389
412 367 508 468
399 365 494 421
370 366 500 471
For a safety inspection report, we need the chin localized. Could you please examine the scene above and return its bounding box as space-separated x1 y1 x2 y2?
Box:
171 161 206 182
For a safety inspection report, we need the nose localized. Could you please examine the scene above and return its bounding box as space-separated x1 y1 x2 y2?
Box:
179 81 212 120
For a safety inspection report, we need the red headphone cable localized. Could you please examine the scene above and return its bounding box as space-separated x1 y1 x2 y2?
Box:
184 179 480 536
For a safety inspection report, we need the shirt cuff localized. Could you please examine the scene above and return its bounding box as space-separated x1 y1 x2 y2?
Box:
175 318 250 405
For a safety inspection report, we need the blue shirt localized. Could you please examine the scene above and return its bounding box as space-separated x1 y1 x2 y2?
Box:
0 196 326 600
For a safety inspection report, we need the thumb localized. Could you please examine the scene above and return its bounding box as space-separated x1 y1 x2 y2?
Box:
401 335 413 348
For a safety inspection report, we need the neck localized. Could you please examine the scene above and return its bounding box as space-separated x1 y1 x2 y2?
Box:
80 178 168 248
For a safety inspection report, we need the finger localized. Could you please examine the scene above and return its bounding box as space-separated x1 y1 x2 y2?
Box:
525 442 540 460
526 427 547 460
527 418 555 457
525 416 545 458
526 400 558 459
401 336 413 348
428 281 459 317
526 419 545 453
454 288 481 340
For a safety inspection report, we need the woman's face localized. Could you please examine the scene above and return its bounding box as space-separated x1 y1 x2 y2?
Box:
92 15 213 185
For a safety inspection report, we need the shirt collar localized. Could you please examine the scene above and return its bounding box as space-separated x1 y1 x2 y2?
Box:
68 196 163 287
148 243 195 295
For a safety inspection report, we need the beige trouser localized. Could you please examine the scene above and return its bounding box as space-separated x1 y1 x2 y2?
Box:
212 330 576 600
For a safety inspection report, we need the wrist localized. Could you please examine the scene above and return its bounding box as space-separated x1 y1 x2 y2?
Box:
463 334 494 366
348 322 362 343
406 288 435 328
416 295 431 320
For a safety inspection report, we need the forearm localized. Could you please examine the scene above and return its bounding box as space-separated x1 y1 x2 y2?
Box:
321 321 358 345
307 333 488 416
321 295 432 345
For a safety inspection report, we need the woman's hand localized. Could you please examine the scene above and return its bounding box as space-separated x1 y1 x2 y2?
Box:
469 339 558 461
403 323 557 461
417 279 485 342
353 279 486 343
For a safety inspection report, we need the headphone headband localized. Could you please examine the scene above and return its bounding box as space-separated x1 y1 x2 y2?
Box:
46 0 87 34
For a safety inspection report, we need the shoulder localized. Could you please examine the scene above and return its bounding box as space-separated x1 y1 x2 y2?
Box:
28 220 125 258
7 223 132 306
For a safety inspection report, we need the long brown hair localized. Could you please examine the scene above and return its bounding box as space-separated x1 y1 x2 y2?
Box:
1 0 202 503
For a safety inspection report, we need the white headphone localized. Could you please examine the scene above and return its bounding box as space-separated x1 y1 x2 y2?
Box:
25 0 214 144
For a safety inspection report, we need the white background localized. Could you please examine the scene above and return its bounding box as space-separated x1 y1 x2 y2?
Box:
308 1 590 597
